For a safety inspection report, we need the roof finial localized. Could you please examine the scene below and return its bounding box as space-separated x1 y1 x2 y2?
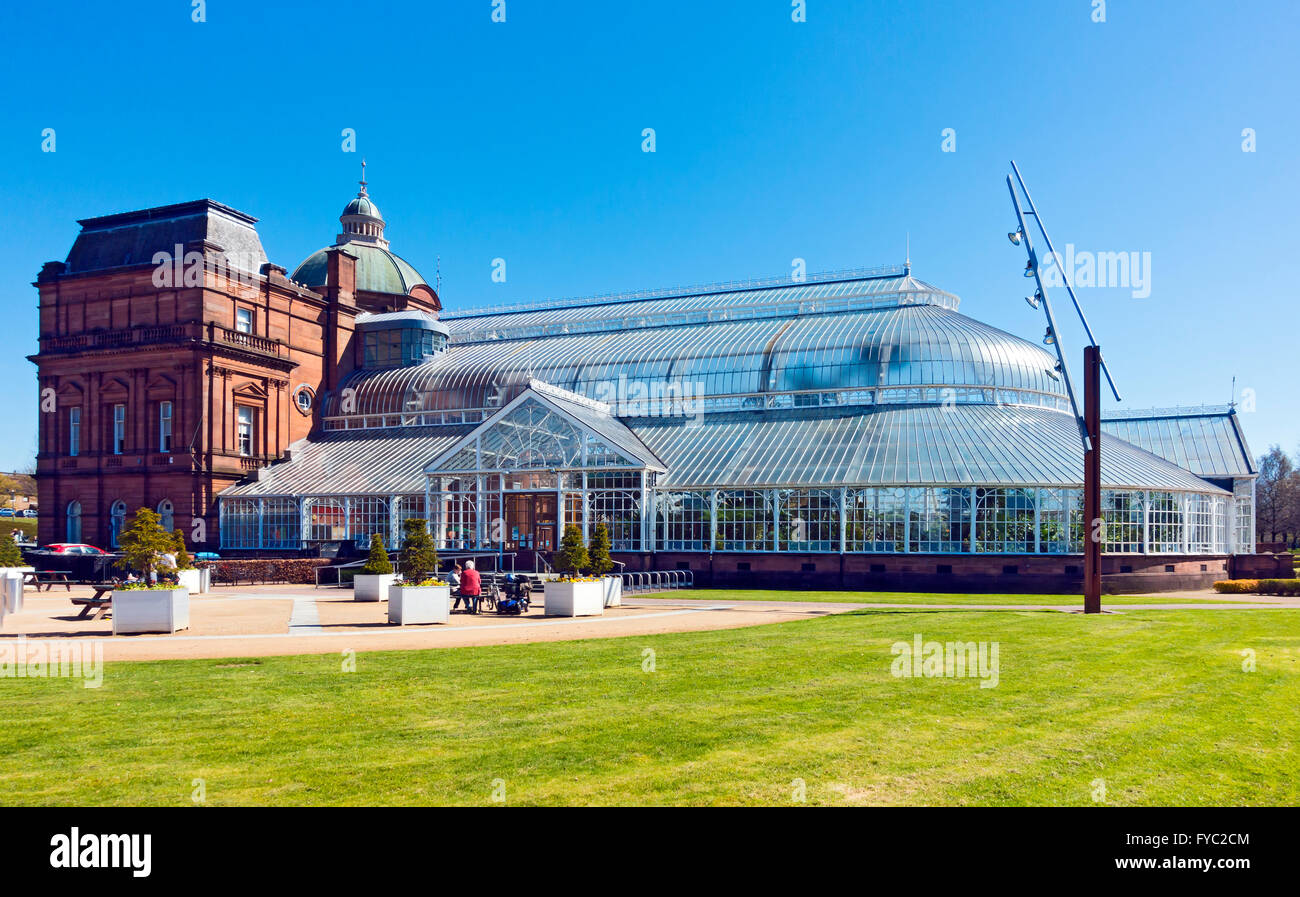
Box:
359 158 367 195
905 232 911 273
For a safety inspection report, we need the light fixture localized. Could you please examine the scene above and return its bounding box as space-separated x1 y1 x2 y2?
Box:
1024 292 1040 310
1023 260 1036 278
1044 365 1060 382
1008 229 1022 246
1043 327 1055 346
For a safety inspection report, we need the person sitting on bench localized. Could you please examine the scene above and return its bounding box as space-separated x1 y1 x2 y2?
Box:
453 560 481 613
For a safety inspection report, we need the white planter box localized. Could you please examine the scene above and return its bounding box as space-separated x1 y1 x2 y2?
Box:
388 584 451 625
544 580 606 617
354 573 395 602
176 568 205 595
1 568 28 613
602 576 623 607
112 588 190 635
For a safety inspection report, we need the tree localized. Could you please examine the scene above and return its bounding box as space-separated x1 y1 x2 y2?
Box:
0 473 18 509
398 518 438 581
114 508 175 580
0 531 23 567
360 533 393 575
172 530 193 570
1256 446 1297 543
554 524 588 576
587 521 613 576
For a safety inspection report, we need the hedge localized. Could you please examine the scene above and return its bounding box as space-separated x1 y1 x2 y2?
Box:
1213 579 1300 596
197 558 333 585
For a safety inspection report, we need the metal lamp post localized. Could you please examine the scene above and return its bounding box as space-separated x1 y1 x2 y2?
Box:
1005 162 1121 614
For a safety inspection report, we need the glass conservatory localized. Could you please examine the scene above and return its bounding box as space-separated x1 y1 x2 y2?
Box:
219 266 1254 560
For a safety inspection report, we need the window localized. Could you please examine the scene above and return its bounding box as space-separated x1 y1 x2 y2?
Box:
159 401 173 452
69 407 81 457
657 491 711 551
235 307 254 334
158 499 174 532
236 407 255 456
295 389 313 413
112 404 126 454
109 500 127 549
66 501 82 543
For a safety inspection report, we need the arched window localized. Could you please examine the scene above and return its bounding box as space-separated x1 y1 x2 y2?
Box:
109 500 127 549
66 501 82 543
158 499 174 532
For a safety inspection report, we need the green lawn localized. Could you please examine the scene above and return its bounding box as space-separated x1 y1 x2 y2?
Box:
3 608 1297 805
637 588 1230 605
7 517 36 540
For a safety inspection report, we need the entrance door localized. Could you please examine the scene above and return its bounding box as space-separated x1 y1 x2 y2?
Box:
533 494 557 551
502 492 558 552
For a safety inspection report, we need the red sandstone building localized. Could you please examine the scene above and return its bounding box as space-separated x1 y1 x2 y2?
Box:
31 178 436 551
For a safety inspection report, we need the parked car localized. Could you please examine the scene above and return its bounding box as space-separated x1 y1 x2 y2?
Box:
17 509 37 518
194 552 221 561
0 509 13 517
44 543 111 556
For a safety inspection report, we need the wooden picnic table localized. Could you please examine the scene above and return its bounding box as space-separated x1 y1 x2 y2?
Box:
70 583 118 620
24 570 73 591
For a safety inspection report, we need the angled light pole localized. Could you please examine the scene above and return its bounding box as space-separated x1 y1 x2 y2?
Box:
1005 162 1121 614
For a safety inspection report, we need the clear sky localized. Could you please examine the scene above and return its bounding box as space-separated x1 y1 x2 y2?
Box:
1 0 1296 471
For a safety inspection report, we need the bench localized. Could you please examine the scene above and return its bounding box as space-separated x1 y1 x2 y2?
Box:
24 570 73 592
70 584 117 620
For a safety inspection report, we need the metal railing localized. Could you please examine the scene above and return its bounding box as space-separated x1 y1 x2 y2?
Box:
620 569 694 593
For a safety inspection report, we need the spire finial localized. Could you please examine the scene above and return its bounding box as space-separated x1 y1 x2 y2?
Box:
905 232 911 273
359 158 367 194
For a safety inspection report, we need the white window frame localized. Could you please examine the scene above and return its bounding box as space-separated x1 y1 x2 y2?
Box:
159 400 173 452
237 406 255 457
69 407 81 457
112 404 126 455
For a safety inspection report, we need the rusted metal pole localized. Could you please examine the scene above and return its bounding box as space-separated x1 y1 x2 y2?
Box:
1084 345 1103 613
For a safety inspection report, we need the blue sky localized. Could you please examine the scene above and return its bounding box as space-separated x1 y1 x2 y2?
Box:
1 0 1297 471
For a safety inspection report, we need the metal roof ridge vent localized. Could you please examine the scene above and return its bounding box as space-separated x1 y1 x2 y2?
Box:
441 264 910 319
1103 404 1235 420
527 378 612 414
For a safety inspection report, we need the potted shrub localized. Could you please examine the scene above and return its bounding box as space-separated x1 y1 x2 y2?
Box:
112 508 190 634
172 531 205 595
544 524 604 617
588 521 622 607
388 519 450 624
0 533 31 614
354 533 395 601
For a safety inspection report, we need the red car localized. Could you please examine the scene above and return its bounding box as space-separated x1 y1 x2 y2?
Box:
45 543 111 556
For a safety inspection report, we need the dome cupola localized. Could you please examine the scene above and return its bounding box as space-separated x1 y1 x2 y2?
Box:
338 159 388 247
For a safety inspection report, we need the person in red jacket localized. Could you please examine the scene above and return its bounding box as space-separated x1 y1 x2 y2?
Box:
454 559 481 613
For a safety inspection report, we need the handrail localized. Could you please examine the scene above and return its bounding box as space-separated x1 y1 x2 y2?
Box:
314 558 367 589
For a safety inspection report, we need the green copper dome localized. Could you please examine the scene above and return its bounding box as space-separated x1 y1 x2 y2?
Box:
292 243 428 296
343 195 381 219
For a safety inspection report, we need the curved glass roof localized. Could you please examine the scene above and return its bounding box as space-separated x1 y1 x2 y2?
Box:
323 300 1065 418
635 404 1226 493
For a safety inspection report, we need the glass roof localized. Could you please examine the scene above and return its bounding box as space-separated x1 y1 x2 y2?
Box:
323 301 1065 419
1101 407 1255 477
630 404 1227 493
